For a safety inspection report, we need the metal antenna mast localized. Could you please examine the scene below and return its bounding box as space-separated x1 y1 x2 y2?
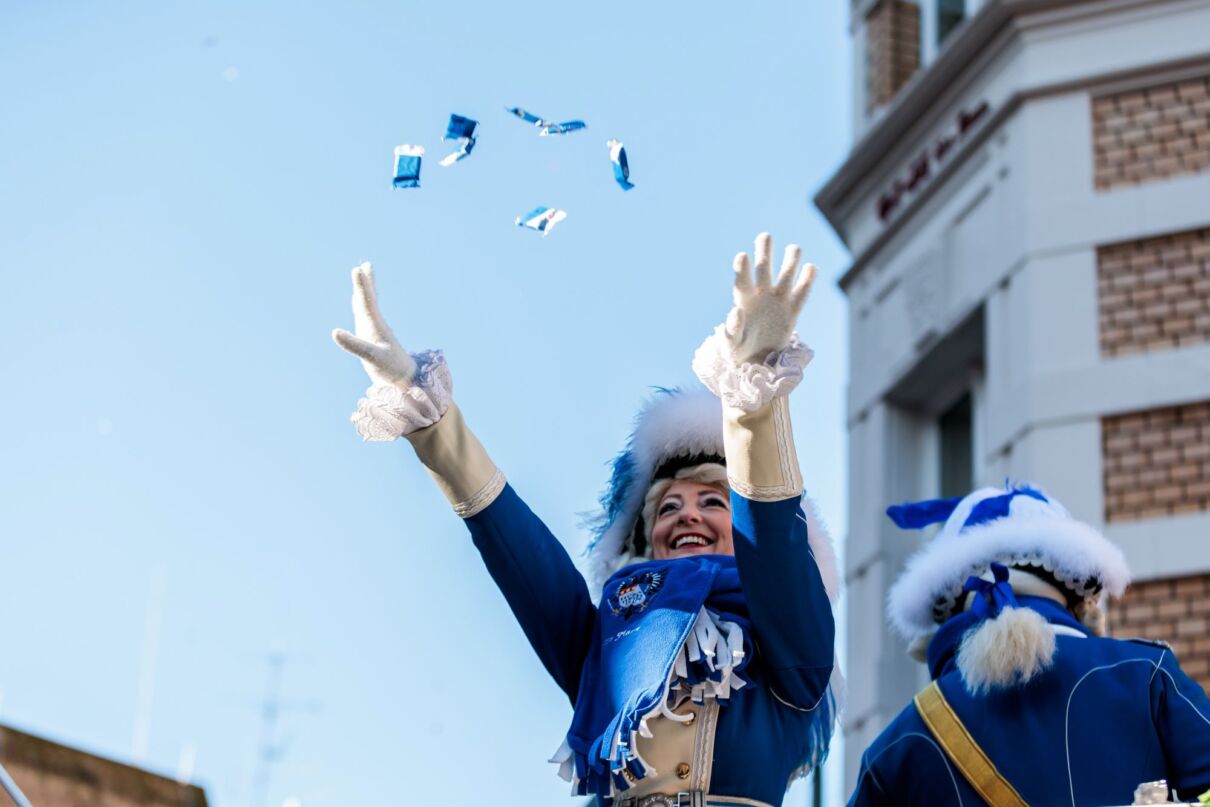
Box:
248 647 321 807
250 649 285 807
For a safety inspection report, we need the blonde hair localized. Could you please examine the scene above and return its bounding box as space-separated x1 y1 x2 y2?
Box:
636 462 730 556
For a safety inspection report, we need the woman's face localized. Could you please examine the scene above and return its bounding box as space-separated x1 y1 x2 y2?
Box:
650 480 734 560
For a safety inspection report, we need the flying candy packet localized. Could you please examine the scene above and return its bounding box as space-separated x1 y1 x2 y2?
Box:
515 207 567 236
607 139 634 191
392 145 424 188
506 107 544 125
539 120 586 136
440 114 478 167
506 106 586 136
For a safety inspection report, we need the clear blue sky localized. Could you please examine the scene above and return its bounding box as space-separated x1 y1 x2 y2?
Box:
0 2 852 805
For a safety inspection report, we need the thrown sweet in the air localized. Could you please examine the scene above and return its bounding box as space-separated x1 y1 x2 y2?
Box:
515 206 567 236
539 120 585 136
392 145 424 188
440 114 478 167
607 139 634 191
506 106 586 136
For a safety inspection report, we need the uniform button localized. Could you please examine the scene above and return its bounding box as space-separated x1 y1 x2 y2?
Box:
623 768 636 783
676 762 691 779
683 713 695 726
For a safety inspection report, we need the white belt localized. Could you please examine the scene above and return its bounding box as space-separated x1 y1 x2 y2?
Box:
615 794 773 807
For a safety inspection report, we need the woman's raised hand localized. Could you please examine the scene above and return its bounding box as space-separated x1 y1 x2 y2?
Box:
332 262 418 387
724 233 817 364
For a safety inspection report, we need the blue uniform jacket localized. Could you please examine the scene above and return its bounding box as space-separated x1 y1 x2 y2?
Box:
465 483 836 805
849 601 1210 806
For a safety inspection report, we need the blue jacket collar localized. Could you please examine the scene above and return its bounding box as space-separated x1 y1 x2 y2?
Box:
926 596 1090 680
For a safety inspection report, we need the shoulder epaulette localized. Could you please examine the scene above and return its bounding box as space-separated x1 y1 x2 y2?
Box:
1122 637 1171 651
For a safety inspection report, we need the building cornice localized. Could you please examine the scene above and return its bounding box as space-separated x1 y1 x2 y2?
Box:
817 0 1210 290
815 0 1033 233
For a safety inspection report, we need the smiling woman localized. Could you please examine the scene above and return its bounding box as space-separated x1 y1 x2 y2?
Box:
645 469 735 560
334 233 842 806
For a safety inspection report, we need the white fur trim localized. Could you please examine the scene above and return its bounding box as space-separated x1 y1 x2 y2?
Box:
801 495 841 607
956 607 1056 695
692 327 813 412
887 486 1130 639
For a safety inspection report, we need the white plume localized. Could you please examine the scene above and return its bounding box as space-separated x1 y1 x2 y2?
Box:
956 607 1057 696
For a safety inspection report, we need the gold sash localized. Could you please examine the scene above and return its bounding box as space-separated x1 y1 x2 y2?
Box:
914 681 1029 807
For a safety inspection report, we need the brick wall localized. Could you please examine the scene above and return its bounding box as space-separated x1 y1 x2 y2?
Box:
0 725 208 807
1110 574 1210 692
1098 227 1210 356
866 0 920 110
1093 75 1210 190
1103 401 1210 522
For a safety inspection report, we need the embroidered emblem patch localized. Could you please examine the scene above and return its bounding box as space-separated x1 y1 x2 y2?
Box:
607 571 664 619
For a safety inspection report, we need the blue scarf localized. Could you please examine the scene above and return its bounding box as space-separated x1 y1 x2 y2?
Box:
556 555 751 798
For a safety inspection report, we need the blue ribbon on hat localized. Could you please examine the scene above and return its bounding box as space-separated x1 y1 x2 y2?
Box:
885 484 1051 531
962 562 1019 620
964 486 1047 528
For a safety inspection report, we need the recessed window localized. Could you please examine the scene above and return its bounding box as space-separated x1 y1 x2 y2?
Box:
938 0 966 46
938 393 973 498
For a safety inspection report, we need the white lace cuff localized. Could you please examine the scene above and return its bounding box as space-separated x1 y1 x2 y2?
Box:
691 326 813 411
351 350 453 441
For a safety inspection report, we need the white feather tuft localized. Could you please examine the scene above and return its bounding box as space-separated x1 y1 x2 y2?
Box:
956 607 1056 695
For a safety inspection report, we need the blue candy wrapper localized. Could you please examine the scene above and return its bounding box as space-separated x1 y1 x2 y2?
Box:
506 107 545 125
539 120 586 136
440 114 478 167
607 139 634 190
392 145 424 188
443 114 478 141
515 206 567 235
507 106 586 136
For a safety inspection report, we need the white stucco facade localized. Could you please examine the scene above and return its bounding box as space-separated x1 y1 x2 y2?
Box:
817 0 1210 791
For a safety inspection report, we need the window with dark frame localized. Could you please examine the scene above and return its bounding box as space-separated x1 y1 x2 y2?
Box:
939 392 973 498
938 0 966 46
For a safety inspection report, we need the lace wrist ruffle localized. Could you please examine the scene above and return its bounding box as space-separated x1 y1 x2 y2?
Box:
691 326 813 411
351 350 453 441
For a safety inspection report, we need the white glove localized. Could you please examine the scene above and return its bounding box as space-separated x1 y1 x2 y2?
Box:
332 262 418 388
693 234 817 412
724 233 817 364
332 261 503 515
691 234 820 500
332 262 451 441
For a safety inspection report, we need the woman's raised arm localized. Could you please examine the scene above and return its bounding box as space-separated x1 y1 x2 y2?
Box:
333 263 594 700
692 234 838 710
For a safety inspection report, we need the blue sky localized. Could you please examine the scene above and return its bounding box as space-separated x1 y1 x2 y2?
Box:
0 2 852 805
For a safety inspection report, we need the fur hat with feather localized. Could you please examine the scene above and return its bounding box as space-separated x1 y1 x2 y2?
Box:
582 386 840 604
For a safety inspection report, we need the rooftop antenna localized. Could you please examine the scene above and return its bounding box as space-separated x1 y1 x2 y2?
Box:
250 646 285 807
249 646 320 807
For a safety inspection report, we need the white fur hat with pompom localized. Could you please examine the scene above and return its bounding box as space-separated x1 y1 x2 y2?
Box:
885 484 1131 641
